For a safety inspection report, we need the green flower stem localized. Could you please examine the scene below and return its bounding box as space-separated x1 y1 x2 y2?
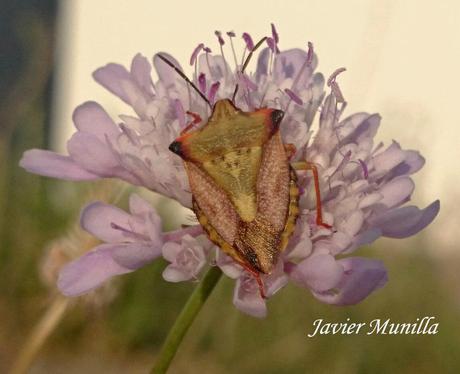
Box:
150 266 223 374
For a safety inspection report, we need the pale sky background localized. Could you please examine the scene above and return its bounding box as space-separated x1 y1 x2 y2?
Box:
51 0 459 253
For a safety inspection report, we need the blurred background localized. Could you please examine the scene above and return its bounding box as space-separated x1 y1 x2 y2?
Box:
1 0 459 373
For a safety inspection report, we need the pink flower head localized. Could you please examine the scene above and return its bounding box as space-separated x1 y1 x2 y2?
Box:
21 26 439 318
58 194 163 296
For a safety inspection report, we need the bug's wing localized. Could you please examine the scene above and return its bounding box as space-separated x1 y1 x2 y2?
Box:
227 131 295 273
185 161 240 245
256 132 291 231
192 199 247 265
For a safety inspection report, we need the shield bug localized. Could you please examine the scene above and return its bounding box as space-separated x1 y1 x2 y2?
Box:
158 38 330 298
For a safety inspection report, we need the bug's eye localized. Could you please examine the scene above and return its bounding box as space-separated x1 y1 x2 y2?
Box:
271 110 284 127
169 140 183 156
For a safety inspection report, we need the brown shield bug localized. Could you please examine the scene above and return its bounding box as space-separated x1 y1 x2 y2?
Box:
158 37 330 298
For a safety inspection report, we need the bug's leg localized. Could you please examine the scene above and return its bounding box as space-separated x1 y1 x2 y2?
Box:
234 259 267 299
284 143 297 160
180 111 202 135
292 161 332 229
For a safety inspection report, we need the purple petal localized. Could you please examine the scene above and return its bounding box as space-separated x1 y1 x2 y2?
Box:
163 265 192 282
313 232 352 256
196 54 229 82
130 53 153 95
215 251 243 279
345 228 382 253
254 47 270 81
233 275 267 318
72 101 120 141
391 150 425 178
153 53 183 87
161 225 203 243
162 235 207 282
372 141 406 172
290 254 344 292
273 49 314 87
93 63 131 104
312 257 388 305
359 192 383 209
378 177 415 209
161 242 182 263
370 200 440 238
340 113 381 145
333 112 369 134
264 261 289 297
57 244 132 296
337 210 364 237
80 201 143 243
129 194 162 244
239 73 257 91
67 132 120 175
285 236 312 261
58 242 158 296
129 193 154 217
110 242 161 269
173 99 186 127
20 149 99 180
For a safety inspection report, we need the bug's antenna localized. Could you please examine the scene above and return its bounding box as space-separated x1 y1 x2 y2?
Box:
157 54 212 110
232 36 267 102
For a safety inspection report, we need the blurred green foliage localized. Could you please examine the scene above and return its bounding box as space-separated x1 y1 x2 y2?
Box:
13 244 455 374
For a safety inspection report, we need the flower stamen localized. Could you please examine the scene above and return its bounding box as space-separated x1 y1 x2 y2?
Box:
358 159 369 179
226 31 239 69
215 30 229 78
208 81 220 104
284 42 315 113
190 43 204 83
284 88 303 106
110 222 150 241
189 43 204 66
242 32 254 51
203 47 212 77
271 23 279 44
327 67 347 103
198 73 206 94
